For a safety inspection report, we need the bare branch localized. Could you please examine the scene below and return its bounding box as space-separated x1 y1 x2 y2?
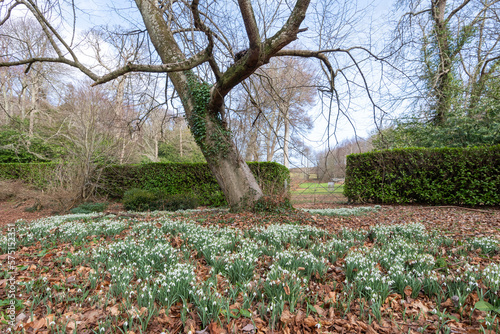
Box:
91 51 210 86
190 0 221 79
264 0 310 55
446 0 472 22
480 55 500 78
237 0 261 50
0 1 21 26
0 57 100 81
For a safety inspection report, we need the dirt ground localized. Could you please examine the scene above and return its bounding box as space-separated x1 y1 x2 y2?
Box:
0 199 127 228
0 199 55 227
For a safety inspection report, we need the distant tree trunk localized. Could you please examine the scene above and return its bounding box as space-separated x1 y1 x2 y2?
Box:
283 104 290 168
179 124 183 158
432 1 452 124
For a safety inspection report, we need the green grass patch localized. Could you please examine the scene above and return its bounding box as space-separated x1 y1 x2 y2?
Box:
292 182 344 194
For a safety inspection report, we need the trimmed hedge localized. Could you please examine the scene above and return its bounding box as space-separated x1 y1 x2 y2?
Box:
0 161 289 207
98 162 289 206
344 146 500 205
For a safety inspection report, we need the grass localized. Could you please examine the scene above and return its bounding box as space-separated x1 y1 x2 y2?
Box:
292 182 344 194
2 208 499 333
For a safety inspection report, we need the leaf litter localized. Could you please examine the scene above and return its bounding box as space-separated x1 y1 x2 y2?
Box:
1 204 499 333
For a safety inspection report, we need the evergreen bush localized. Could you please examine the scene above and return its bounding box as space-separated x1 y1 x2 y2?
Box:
123 188 199 212
70 202 108 214
344 145 500 205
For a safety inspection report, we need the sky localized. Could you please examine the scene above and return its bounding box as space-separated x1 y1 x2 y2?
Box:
298 0 396 161
5 0 398 167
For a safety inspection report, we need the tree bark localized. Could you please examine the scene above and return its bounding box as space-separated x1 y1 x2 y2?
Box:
201 108 263 210
134 0 268 210
283 108 290 168
431 0 452 125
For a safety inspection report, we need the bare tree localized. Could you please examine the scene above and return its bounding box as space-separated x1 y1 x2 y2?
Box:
232 56 315 167
57 83 125 200
0 0 386 210
317 137 372 181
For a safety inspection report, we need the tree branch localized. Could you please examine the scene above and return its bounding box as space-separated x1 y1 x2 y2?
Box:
264 0 310 55
237 0 261 50
480 54 500 78
446 0 472 22
0 57 100 81
190 0 221 79
91 50 210 85
0 1 21 26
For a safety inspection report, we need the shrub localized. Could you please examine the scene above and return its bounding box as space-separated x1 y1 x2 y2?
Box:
99 161 289 207
70 202 108 214
123 189 199 212
123 188 157 211
252 195 293 213
0 163 60 189
157 193 199 211
344 145 500 205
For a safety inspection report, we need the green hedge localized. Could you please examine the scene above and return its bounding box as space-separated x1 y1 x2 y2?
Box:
344 146 500 205
98 162 289 206
0 161 289 207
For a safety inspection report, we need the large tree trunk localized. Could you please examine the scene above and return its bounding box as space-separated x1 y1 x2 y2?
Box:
186 95 263 210
135 0 264 210
203 114 263 210
134 0 309 210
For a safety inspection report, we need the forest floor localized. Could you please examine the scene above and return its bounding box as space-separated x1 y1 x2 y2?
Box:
1 202 500 333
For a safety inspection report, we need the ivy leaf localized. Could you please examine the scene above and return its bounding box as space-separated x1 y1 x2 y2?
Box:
239 309 252 318
475 301 496 312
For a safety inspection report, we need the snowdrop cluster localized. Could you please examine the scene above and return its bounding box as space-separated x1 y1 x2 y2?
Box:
183 225 241 264
341 227 368 241
263 265 307 312
0 235 8 254
57 219 128 242
371 222 428 242
108 265 135 297
482 263 500 292
468 236 499 255
92 237 179 276
214 249 259 283
310 237 355 262
273 248 327 278
12 213 124 247
251 223 328 249
155 262 195 306
302 205 381 217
